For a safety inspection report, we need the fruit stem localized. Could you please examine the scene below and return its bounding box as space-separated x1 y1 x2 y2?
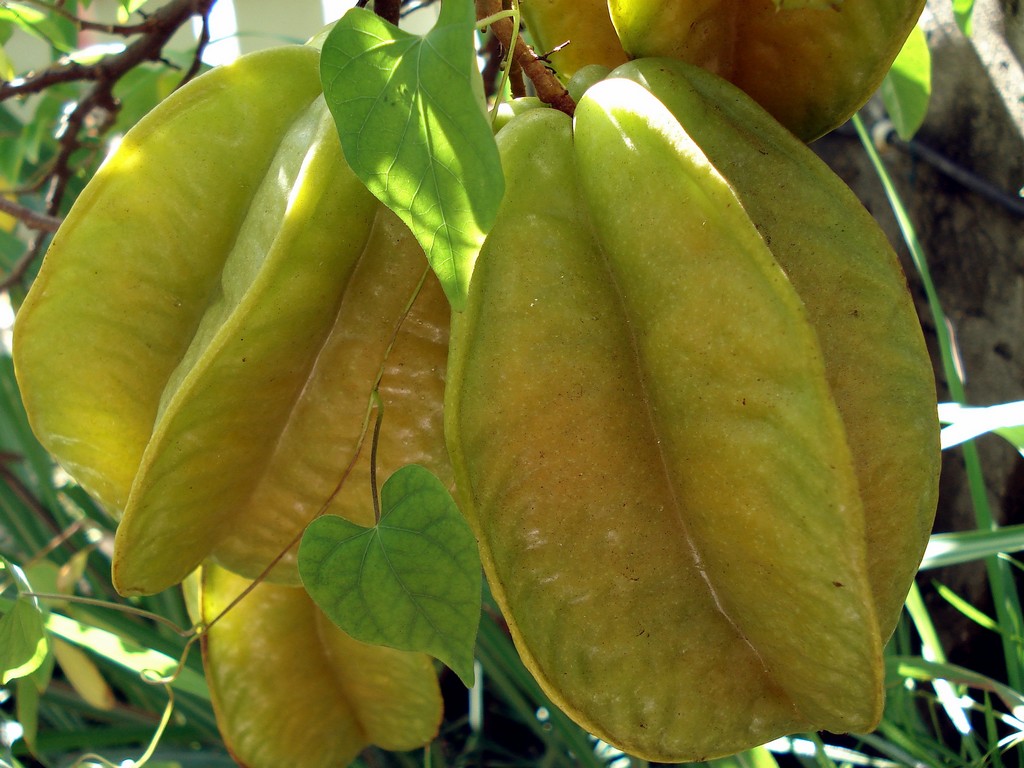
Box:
476 0 575 116
370 390 384 525
374 0 401 25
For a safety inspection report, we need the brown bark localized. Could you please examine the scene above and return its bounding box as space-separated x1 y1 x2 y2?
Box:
475 0 575 115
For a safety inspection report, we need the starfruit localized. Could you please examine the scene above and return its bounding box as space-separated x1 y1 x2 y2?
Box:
201 565 442 767
614 58 940 641
444 65 938 760
13 44 451 596
520 0 628 78
610 0 926 139
521 0 924 141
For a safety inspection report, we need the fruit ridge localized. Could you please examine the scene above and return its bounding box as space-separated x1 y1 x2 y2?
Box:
443 74 932 759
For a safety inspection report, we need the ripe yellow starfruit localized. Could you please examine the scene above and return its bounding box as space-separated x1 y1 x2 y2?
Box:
608 0 926 139
613 58 940 641
444 65 938 760
520 0 925 140
520 0 628 77
13 44 451 596
201 565 442 768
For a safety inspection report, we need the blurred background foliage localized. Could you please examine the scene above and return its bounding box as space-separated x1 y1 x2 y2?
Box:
3 1 1024 766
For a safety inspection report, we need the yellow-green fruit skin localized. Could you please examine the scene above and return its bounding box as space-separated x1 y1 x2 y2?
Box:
520 0 628 77
608 0 925 140
445 79 887 762
201 566 442 768
14 46 327 518
206 209 451 587
611 58 939 641
13 45 451 596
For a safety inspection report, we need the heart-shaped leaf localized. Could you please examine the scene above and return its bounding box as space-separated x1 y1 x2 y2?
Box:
320 0 504 310
1 559 48 685
299 465 481 687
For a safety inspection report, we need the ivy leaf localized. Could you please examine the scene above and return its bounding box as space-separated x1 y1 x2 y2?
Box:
319 0 504 311
299 465 482 687
881 23 932 141
0 599 48 684
0 560 48 685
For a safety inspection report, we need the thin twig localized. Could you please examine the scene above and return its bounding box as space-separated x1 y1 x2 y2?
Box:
0 233 47 292
369 392 384 524
475 0 574 115
43 82 115 218
0 196 62 232
0 0 216 100
179 5 211 88
22 592 195 637
0 0 217 290
374 0 401 25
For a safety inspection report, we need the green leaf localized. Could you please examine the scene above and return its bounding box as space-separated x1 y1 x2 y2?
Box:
0 3 76 53
299 464 482 687
0 598 48 685
938 401 1024 455
319 1 504 311
0 354 62 517
15 664 44 754
710 746 782 768
1 556 32 593
921 524 1024 570
887 655 1024 717
3 589 207 700
65 42 126 67
0 43 14 81
40 608 209 700
953 0 974 36
53 638 117 710
880 24 931 140
933 582 998 632
18 640 54 757
0 598 47 683
118 0 152 24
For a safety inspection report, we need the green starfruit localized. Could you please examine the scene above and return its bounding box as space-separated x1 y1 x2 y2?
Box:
13 44 452 596
444 68 937 760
